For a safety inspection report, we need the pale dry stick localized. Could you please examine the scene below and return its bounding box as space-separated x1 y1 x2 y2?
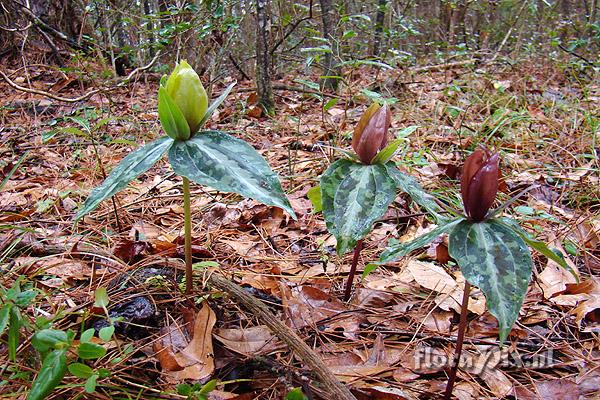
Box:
0 52 161 103
206 273 358 400
412 58 478 73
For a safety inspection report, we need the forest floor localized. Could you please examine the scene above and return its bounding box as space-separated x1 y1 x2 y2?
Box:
0 57 599 400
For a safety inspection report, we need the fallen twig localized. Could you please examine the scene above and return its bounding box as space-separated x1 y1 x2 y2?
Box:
5 233 357 400
0 52 161 103
206 273 358 400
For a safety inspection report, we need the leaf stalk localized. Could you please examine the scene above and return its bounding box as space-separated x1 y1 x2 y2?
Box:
343 239 363 301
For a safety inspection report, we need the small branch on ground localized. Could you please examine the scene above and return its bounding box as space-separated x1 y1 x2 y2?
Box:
0 52 161 103
2 233 356 400
206 273 358 400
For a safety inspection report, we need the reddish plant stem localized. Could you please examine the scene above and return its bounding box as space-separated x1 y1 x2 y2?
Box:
343 239 363 301
444 281 471 400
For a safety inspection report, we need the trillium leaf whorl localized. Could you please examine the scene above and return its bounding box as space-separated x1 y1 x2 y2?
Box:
168 131 297 219
449 219 533 342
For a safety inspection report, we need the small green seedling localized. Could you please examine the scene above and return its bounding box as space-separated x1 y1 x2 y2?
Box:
27 287 116 399
176 379 217 399
28 327 110 400
0 279 38 362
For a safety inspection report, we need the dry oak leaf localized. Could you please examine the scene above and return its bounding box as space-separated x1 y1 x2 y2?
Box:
213 325 279 356
566 279 600 331
538 259 579 305
479 367 513 398
281 284 364 338
512 378 579 400
399 260 486 315
155 302 216 382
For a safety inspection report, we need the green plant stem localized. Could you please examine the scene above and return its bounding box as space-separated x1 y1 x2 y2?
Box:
182 176 193 294
444 281 471 400
343 239 363 301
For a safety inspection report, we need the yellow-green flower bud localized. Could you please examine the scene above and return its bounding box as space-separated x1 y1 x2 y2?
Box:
158 60 208 140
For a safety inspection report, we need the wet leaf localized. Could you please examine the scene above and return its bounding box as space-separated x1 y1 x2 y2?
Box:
27 349 67 400
449 219 533 342
76 137 173 221
321 159 396 255
169 131 296 219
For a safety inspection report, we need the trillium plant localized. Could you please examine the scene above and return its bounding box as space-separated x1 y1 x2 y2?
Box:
379 146 573 399
313 102 442 301
76 61 296 293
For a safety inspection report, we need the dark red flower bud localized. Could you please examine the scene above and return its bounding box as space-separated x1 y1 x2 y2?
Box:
352 103 391 164
461 148 500 221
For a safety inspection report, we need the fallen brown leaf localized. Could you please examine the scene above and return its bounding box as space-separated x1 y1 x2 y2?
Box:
155 302 216 382
213 325 279 356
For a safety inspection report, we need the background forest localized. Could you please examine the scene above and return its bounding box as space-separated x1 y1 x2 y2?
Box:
0 0 599 400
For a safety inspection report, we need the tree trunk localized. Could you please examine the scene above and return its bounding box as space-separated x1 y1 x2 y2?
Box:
256 0 275 114
453 0 468 45
372 0 387 57
320 0 340 91
440 0 452 45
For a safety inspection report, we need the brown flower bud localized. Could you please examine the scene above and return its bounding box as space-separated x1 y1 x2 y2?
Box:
461 148 500 221
352 103 391 164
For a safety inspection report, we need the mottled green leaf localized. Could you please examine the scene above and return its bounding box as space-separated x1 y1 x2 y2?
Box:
76 137 173 221
385 163 444 221
321 159 396 255
168 131 296 219
380 218 463 262
449 219 533 342
27 349 67 400
499 218 577 279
